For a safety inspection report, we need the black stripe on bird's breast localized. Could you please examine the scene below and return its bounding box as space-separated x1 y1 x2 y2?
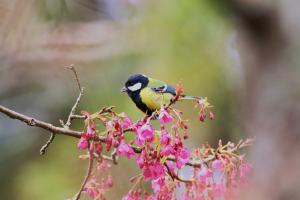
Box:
128 91 154 115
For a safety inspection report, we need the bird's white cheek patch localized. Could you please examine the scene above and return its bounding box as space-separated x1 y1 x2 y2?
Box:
128 83 142 91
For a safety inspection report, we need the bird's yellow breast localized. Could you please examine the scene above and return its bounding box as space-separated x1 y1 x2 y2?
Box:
140 87 174 111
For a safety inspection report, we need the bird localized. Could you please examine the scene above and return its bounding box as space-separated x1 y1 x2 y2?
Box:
121 74 199 115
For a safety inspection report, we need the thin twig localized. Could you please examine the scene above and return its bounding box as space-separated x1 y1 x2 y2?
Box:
74 143 94 200
166 156 201 168
111 149 118 165
64 65 84 129
70 115 87 120
164 163 194 183
39 65 84 155
40 133 56 155
165 84 183 110
164 163 175 181
64 88 84 129
98 106 115 115
66 64 82 91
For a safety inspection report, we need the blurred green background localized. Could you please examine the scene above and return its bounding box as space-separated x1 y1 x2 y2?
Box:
1 0 300 199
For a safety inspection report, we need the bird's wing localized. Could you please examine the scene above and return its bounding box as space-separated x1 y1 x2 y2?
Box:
148 78 176 95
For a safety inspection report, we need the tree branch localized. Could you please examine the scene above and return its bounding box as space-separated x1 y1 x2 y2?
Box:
63 65 84 129
164 163 194 183
0 104 209 174
74 142 94 200
0 105 82 138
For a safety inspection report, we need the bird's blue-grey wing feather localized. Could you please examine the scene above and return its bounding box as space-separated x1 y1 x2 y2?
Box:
151 85 176 95
148 78 176 95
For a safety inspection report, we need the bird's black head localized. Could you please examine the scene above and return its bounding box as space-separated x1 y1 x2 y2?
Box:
121 74 149 94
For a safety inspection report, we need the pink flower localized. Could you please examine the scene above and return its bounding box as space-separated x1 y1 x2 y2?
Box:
142 165 153 181
212 183 225 198
160 130 171 145
136 150 146 168
143 161 165 181
175 147 190 169
160 145 174 156
113 139 120 148
171 124 179 131
106 175 113 187
121 116 133 129
117 140 135 158
98 160 111 170
198 166 213 181
106 121 114 131
122 191 141 200
85 187 99 199
137 123 154 145
106 135 113 151
209 111 215 120
212 160 224 171
183 130 188 140
93 143 102 154
83 177 100 199
145 195 156 200
152 178 164 193
174 135 182 147
199 111 206 122
239 162 252 180
86 125 96 138
77 134 88 149
159 108 173 124
149 162 165 179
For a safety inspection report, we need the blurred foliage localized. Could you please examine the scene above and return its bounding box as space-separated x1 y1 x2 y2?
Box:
0 0 241 199
37 0 68 21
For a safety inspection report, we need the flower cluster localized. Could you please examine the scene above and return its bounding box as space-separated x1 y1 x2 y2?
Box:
75 91 252 200
82 160 113 199
195 97 214 122
184 139 253 199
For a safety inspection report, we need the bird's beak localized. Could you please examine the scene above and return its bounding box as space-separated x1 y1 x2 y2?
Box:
121 86 128 93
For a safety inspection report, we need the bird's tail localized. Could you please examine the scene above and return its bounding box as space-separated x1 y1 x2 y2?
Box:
179 95 201 101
